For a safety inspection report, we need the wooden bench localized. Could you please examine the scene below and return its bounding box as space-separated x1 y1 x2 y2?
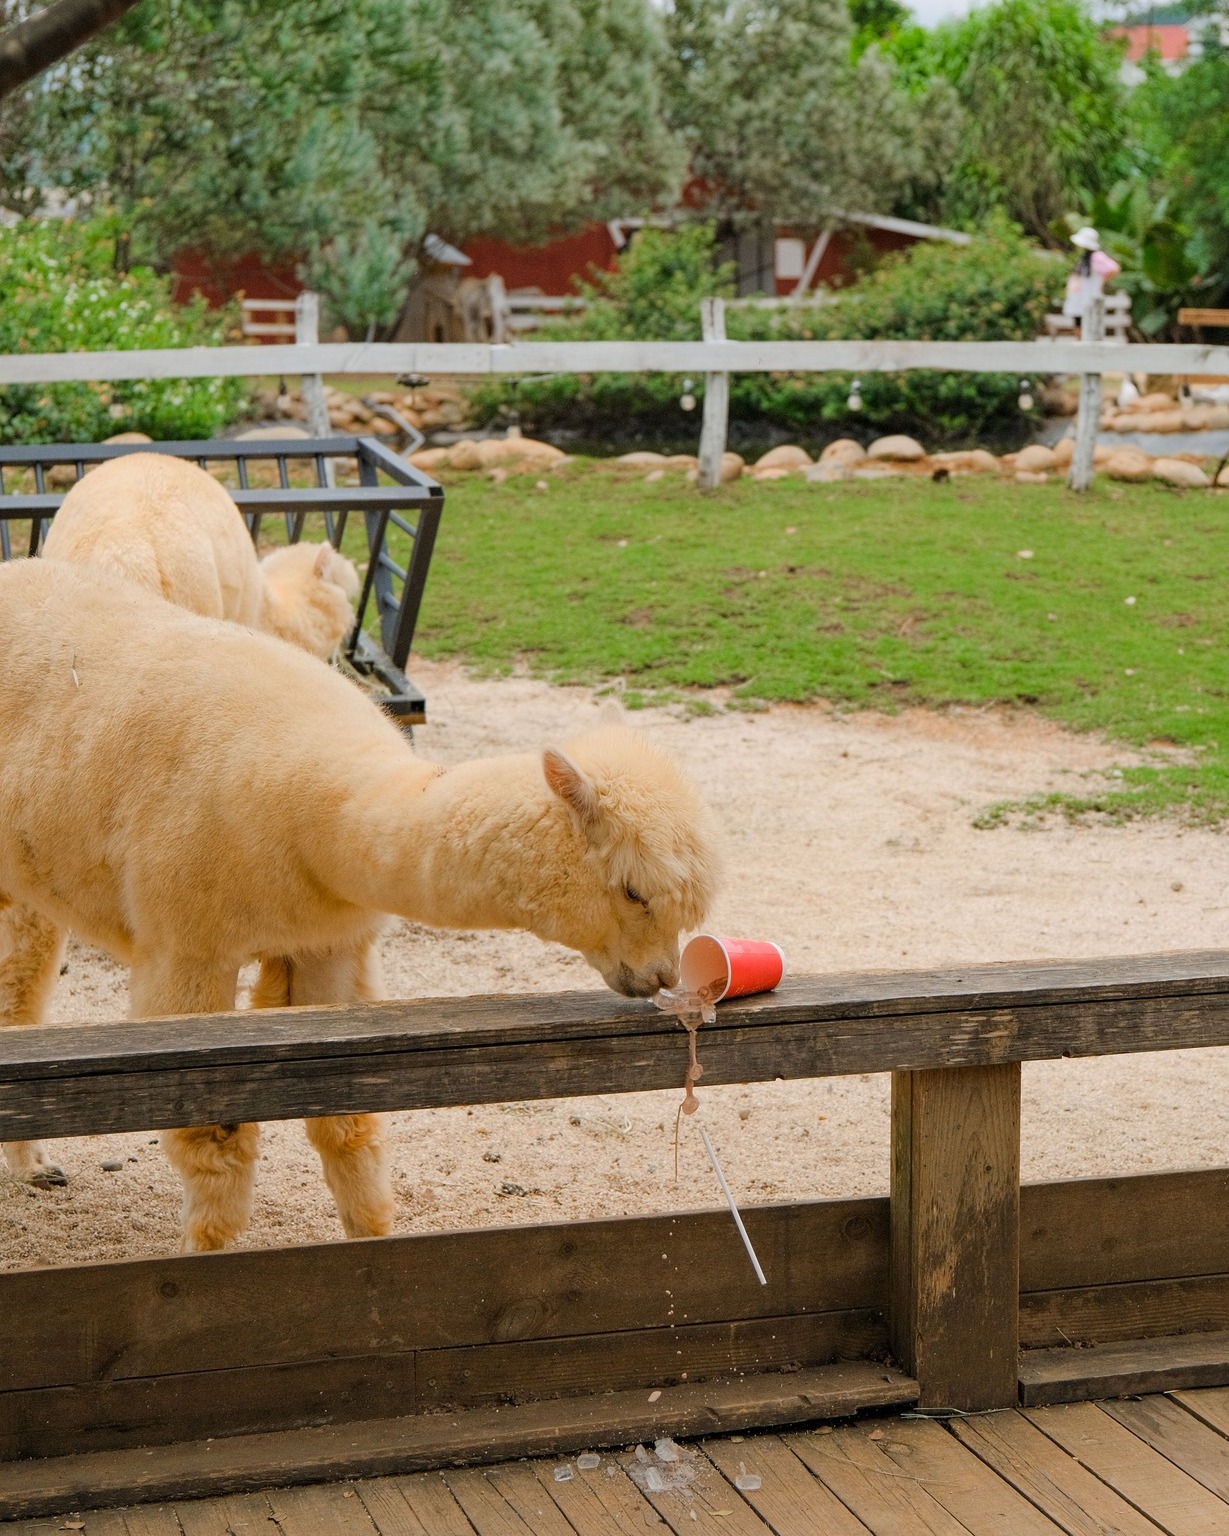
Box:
5 951 1229 1516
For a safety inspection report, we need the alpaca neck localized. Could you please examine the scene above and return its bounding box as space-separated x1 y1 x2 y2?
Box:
258 583 314 652
338 753 575 934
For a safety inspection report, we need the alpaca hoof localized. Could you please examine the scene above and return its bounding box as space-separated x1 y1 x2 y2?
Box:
30 1165 67 1189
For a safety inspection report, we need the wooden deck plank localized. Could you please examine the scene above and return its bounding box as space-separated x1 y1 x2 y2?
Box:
120 1509 189 1536
265 1483 378 1535
862 1419 1066 1535
173 1492 276 1536
617 1446 776 1535
783 1425 973 1536
1100 1397 1229 1502
1171 1388 1229 1440
484 1464 585 1536
951 1410 1168 1536
356 1472 476 1536
1019 1332 1229 1406
702 1434 875 1535
440 1467 542 1536
1024 1402 1229 1533
531 1455 669 1536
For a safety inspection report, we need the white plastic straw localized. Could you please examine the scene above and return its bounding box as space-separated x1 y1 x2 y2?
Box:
699 1126 767 1285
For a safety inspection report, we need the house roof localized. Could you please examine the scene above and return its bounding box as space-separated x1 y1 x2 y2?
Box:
1112 23 1189 61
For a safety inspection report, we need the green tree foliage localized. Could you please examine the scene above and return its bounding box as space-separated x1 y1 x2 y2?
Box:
1128 33 1229 307
0 217 246 442
307 220 417 341
663 0 960 232
0 0 684 274
889 0 1129 240
551 223 734 341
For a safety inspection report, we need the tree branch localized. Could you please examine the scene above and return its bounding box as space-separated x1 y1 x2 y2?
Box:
0 0 140 100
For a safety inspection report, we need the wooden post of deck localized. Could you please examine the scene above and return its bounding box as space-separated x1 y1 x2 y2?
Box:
890 1063 1021 1411
698 297 729 490
1068 294 1105 492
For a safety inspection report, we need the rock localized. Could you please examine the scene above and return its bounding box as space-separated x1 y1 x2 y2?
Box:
930 449 999 475
616 451 668 465
1136 391 1178 411
720 451 745 482
407 446 450 470
475 436 566 468
1051 438 1074 469
852 464 906 479
1216 466 1229 488
666 454 698 469
1104 447 1153 483
445 439 484 471
754 444 811 470
1094 444 1115 467
235 424 310 441
820 438 866 466
867 434 925 462
1014 470 1049 485
1153 457 1211 488
1015 444 1058 473
804 463 850 483
103 430 154 445
1181 405 1220 431
750 466 794 480
644 469 665 483
1124 409 1185 434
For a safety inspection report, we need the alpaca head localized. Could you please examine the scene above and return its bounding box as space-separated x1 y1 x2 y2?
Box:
536 725 721 997
259 542 360 658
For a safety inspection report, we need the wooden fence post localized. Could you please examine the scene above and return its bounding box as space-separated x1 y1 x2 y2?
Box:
295 292 332 440
891 1063 1021 1411
698 297 729 490
1067 295 1105 492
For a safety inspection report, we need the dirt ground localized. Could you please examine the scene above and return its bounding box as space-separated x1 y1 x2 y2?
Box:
3 659 1227 1270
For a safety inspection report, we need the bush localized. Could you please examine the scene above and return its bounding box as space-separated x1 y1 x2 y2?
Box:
468 220 1061 447
0 218 249 444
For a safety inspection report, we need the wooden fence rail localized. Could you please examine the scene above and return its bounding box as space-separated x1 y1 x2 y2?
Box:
4 950 1229 1514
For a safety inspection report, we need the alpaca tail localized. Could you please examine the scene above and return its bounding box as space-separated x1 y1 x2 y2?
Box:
250 955 292 1010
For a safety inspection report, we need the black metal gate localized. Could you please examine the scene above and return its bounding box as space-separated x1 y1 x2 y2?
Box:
0 435 442 724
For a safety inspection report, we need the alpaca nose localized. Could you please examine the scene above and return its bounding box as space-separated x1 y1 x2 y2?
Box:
656 962 679 991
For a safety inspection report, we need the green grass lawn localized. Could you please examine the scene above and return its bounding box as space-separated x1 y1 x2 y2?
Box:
395 465 1228 825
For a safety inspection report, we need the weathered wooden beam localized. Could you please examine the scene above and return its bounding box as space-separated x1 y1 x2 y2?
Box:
890 1063 1021 1412
3 339 1229 385
5 954 1229 1140
697 297 729 490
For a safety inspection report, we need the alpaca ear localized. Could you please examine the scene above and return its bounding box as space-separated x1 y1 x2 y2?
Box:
598 698 628 729
543 747 600 828
312 544 332 580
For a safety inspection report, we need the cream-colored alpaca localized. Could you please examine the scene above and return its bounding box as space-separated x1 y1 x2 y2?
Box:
43 452 360 657
0 558 718 1250
1 453 361 1188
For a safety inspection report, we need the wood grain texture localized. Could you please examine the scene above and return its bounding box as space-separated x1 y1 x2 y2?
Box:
173 1493 275 1536
0 1198 886 1393
266 1484 378 1535
701 1434 873 1535
1020 1274 1229 1349
0 1361 917 1521
619 1444 776 1536
1025 1401 1229 1533
1019 1330 1229 1405
357 1474 476 1536
951 1410 1166 1536
5 953 1229 1139
1101 1396 1229 1501
1173 1387 1229 1440
785 1423 973 1535
891 1063 1021 1412
532 1456 670 1536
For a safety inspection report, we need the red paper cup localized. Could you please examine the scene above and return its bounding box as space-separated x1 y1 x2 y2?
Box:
680 934 787 1002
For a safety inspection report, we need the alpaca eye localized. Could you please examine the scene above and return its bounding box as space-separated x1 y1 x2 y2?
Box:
625 885 644 904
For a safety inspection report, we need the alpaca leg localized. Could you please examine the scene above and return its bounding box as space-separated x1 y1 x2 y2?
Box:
0 903 68 1188
129 955 254 1254
262 942 394 1240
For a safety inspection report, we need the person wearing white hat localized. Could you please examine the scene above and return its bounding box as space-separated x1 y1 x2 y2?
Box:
1062 226 1122 326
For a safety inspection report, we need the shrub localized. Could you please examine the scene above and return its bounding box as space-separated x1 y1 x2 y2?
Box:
468 220 1061 447
0 218 249 444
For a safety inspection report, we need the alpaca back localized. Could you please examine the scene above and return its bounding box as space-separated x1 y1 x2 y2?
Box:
43 453 264 627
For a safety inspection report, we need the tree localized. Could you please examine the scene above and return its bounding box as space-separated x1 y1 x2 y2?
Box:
662 0 959 238
888 0 1129 241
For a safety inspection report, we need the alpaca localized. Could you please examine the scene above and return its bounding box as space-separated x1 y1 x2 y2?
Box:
42 451 359 658
0 558 719 1251
1 453 362 1188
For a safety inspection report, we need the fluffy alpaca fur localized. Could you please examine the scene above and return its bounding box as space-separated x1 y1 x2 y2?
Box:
2 453 362 1189
0 558 719 1250
43 452 359 658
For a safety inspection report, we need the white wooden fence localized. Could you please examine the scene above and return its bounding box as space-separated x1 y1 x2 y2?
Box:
5 329 1229 491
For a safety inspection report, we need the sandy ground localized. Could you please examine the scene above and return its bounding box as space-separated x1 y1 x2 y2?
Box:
2 660 1227 1270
